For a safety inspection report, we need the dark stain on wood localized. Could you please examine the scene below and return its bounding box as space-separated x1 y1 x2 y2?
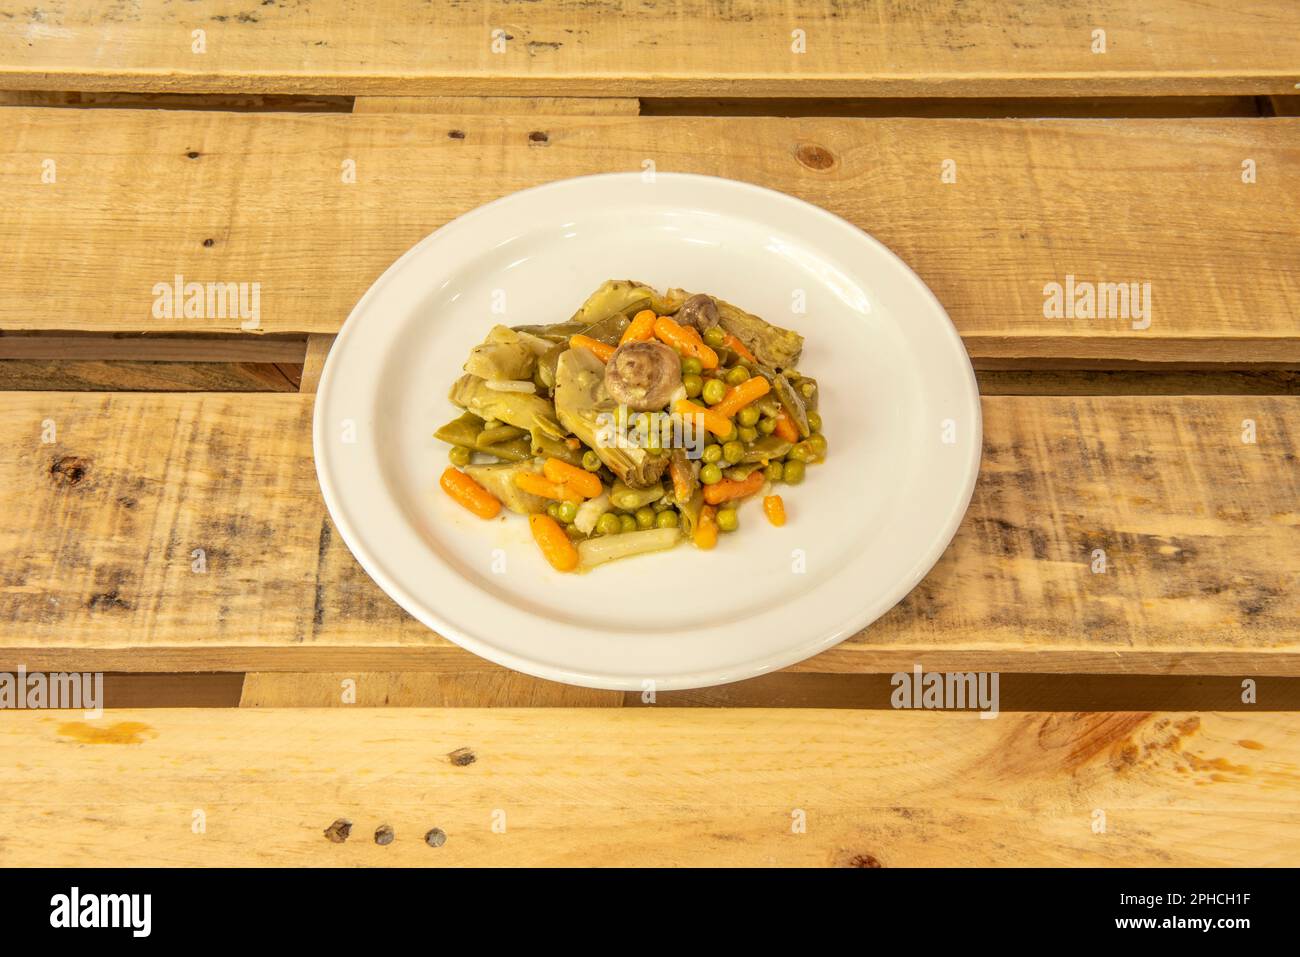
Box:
425 828 447 847
87 589 132 613
50 455 88 487
846 853 883 868
528 130 549 145
794 143 835 170
311 518 331 633
374 824 395 845
323 818 352 843
448 747 476 766
448 129 466 139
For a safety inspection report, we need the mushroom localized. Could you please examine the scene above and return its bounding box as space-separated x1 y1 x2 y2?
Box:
603 340 682 411
674 293 720 332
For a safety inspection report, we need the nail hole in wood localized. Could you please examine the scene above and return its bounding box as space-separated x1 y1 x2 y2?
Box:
323 818 352 843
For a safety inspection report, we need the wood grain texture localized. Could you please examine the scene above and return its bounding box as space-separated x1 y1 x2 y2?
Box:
0 708 1295 866
1 392 1296 675
240 672 622 708
1 108 1296 363
0 0 1297 97
354 96 640 115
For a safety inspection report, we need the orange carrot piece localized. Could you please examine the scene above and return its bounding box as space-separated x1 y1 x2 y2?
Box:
569 334 616 362
668 455 694 503
514 471 582 502
673 399 732 438
694 505 719 550
722 332 757 364
653 316 719 369
529 514 579 572
439 467 502 519
773 409 799 443
762 494 787 527
710 376 770 420
702 470 765 506
621 310 658 344
542 457 603 499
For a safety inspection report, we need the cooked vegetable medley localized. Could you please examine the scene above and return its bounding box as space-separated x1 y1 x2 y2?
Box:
435 280 828 572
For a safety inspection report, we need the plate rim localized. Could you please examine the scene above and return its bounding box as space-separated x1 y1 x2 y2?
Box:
313 171 982 690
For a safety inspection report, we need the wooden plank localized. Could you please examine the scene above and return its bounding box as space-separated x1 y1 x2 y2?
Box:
0 360 299 392
240 672 622 708
1 109 1296 363
1 392 1297 676
0 335 305 362
0 708 1295 866
354 96 639 115
641 95 1268 118
0 0 1297 97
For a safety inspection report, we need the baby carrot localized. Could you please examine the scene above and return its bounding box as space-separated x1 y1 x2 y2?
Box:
762 494 787 527
542 457 603 499
569 334 615 362
529 514 579 572
702 470 764 506
721 332 757 364
694 505 719 550
710 376 770 420
673 399 732 438
620 310 658 344
440 467 502 519
773 408 799 443
653 316 719 369
514 470 582 502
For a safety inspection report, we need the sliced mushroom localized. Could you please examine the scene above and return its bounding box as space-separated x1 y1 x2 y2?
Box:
674 293 720 332
603 340 681 411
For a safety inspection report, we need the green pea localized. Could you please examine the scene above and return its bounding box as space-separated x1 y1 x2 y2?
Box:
635 506 656 529
757 417 776 435
681 356 702 376
807 410 823 432
722 441 745 464
724 365 750 386
703 326 727 348
808 433 828 458
800 382 816 399
448 445 472 467
619 514 637 533
718 423 739 444
582 450 602 471
546 502 562 520
683 373 704 398
556 501 578 524
737 426 758 443
596 513 622 536
700 463 723 485
764 461 784 482
789 441 816 463
702 378 728 406
737 406 760 427
783 460 806 485
655 509 679 529
702 444 723 464
716 507 739 532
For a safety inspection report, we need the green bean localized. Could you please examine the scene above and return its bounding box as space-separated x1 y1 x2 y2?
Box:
724 366 750 386
807 410 823 433
683 373 704 398
556 501 578 524
764 461 784 482
702 444 723 464
702 378 728 406
448 446 472 467
635 506 656 530
716 507 739 532
596 513 622 536
783 460 806 485
681 356 703 376
582 450 602 471
655 509 679 529
703 326 727 348
722 441 745 464
737 406 760 427
619 514 638 533
700 463 723 485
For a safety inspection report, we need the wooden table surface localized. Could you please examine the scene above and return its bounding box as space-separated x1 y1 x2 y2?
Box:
0 0 1298 867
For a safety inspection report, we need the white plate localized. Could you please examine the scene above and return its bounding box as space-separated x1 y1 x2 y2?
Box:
314 173 980 691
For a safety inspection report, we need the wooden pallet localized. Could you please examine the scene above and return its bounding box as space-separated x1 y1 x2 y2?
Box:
0 0 1297 867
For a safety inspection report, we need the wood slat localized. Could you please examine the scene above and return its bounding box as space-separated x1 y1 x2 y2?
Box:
1 708 1295 866
1 108 1297 363
1 392 1296 675
1 0 1297 97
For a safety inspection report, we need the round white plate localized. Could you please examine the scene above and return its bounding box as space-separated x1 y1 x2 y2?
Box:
314 173 980 691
